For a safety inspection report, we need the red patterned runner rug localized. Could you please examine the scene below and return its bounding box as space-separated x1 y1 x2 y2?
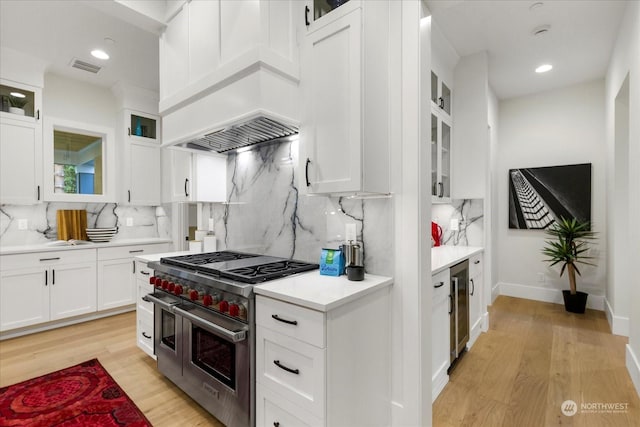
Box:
0 359 152 426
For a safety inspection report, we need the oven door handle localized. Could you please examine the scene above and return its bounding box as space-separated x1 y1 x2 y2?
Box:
173 306 247 343
143 293 179 311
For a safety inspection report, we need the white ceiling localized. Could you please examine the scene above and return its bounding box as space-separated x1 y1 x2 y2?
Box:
0 1 628 101
426 0 629 100
0 0 160 93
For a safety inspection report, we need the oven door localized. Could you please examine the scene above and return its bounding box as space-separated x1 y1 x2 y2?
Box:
175 304 251 427
145 292 184 387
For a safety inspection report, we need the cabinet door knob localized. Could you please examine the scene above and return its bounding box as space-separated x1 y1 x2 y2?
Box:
37 185 40 201
470 278 475 296
439 97 444 109
434 281 445 288
142 332 151 339
305 158 311 187
185 178 190 197
305 5 310 26
448 294 453 315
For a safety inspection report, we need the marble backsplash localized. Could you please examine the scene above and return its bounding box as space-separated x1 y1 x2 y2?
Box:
1 139 394 277
200 139 394 277
0 203 171 246
432 199 484 247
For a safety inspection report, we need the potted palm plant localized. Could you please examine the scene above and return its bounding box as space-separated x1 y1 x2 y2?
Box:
541 217 596 313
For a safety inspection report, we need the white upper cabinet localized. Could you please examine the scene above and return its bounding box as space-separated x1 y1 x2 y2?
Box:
163 148 227 203
122 109 162 206
300 0 391 196
0 79 43 204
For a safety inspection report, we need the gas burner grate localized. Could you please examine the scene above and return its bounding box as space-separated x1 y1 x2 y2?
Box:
162 251 259 267
224 260 318 283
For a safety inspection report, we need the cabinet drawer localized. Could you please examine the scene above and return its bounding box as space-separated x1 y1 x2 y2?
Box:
257 385 324 427
1 249 95 270
138 283 154 313
432 268 450 306
257 326 325 419
135 261 153 282
256 295 325 348
97 243 170 261
137 316 155 358
469 253 483 278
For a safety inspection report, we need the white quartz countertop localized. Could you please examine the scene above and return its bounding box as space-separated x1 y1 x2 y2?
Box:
431 246 483 274
254 271 393 312
0 238 173 255
134 250 199 263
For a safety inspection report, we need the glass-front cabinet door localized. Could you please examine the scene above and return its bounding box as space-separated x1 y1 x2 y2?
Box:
306 0 358 32
127 110 160 143
431 108 451 203
0 82 39 120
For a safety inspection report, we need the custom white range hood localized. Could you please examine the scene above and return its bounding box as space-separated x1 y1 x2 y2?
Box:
159 0 301 153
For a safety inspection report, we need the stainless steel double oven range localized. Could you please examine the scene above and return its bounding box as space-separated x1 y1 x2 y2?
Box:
144 251 318 427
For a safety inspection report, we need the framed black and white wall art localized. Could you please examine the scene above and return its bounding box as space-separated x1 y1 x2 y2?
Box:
508 163 591 230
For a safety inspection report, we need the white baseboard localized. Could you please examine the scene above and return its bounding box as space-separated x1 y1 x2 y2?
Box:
491 282 500 303
605 298 630 336
482 311 490 332
467 317 483 348
626 344 640 398
498 282 604 311
432 364 449 403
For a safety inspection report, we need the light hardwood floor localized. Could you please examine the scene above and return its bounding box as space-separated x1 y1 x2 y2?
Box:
433 296 640 427
0 312 223 427
2 297 638 427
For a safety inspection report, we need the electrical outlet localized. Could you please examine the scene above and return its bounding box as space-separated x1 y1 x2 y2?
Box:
450 218 459 231
17 219 28 230
345 223 357 242
126 217 133 227
538 272 545 283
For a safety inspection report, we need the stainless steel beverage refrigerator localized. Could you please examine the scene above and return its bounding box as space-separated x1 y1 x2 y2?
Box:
449 260 469 371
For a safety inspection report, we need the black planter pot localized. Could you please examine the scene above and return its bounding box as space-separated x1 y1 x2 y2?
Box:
562 290 588 313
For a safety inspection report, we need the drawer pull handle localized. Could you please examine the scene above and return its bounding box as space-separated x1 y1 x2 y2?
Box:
129 250 144 254
274 360 299 375
40 257 60 262
140 270 150 276
271 314 298 326
474 260 480 264
470 279 475 296
434 281 445 288
142 332 152 339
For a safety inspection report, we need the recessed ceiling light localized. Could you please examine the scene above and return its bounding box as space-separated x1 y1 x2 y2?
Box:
9 92 25 98
536 64 553 73
91 49 109 60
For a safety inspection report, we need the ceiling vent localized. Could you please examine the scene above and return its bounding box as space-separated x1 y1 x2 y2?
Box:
70 58 102 74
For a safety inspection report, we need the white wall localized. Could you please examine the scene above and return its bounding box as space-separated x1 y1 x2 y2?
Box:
605 0 640 396
44 73 118 130
488 86 499 303
496 79 607 309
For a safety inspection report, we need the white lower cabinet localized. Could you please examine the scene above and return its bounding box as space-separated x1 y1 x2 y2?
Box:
256 288 390 427
431 268 450 402
97 244 170 311
468 253 484 348
135 259 155 358
0 249 96 331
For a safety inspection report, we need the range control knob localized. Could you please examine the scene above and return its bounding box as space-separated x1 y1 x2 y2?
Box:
149 276 157 285
168 282 176 292
161 280 169 290
219 300 229 313
203 295 213 306
229 303 239 317
174 285 183 295
189 289 199 301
